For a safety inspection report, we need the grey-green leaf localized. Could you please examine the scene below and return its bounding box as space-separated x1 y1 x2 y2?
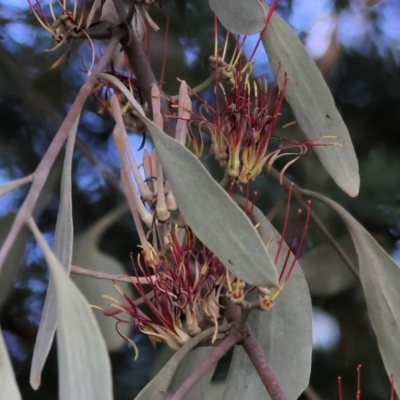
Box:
303 189 400 396
0 327 22 400
30 116 78 389
208 0 266 35
262 11 359 197
28 219 113 400
99 73 278 287
224 199 312 400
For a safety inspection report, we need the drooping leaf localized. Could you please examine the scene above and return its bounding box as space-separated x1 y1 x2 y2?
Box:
135 327 216 400
208 0 266 35
300 235 357 296
303 189 400 396
27 218 113 400
72 204 133 352
99 73 278 287
223 198 312 400
30 116 79 389
261 10 359 197
0 327 22 400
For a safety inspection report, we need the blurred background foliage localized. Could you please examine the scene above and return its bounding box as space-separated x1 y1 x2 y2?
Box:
0 0 400 399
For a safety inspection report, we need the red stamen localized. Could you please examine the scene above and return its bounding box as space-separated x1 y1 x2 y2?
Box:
248 0 279 62
278 208 301 283
213 14 220 125
145 19 151 62
356 364 362 400
274 182 293 265
390 373 395 400
338 376 343 400
159 16 169 89
250 191 258 217
284 200 311 282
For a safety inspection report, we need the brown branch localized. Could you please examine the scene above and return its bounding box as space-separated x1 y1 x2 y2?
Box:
112 1 176 137
0 28 125 273
223 298 288 400
169 328 242 400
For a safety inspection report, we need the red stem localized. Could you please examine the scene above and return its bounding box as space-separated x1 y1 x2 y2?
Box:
224 299 288 400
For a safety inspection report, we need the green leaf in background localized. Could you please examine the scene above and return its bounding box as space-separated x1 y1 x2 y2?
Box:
28 218 113 400
99 73 278 288
72 204 133 352
261 11 359 197
0 326 22 400
303 189 400 397
300 235 357 296
223 198 312 400
30 116 78 389
208 0 266 35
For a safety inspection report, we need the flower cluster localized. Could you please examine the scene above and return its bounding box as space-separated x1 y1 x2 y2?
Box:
196 26 322 184
103 225 226 353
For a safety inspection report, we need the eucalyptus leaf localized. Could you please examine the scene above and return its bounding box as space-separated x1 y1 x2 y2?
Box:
261 10 359 197
135 327 216 400
208 0 266 35
223 197 312 400
303 189 400 396
28 219 113 400
99 73 278 287
30 116 79 389
0 327 22 400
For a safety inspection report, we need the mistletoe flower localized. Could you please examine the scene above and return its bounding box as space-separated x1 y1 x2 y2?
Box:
102 225 226 352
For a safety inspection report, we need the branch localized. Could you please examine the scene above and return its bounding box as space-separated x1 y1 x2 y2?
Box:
112 1 176 137
169 328 242 400
70 264 156 285
0 28 125 273
223 298 288 400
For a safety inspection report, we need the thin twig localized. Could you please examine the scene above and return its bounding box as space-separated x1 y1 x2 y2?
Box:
267 167 360 282
70 265 157 284
170 328 242 400
0 28 125 273
223 298 288 400
171 75 215 102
